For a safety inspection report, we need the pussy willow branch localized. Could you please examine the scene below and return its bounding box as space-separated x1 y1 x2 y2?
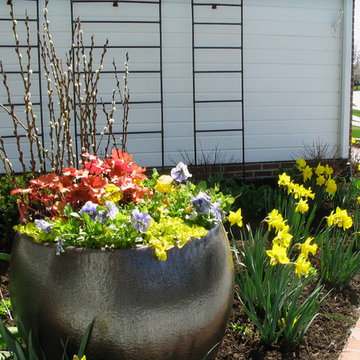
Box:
113 53 130 152
102 89 118 155
42 11 72 171
11 7 40 174
0 61 26 180
0 0 131 181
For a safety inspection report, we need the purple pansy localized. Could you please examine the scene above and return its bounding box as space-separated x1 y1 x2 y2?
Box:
79 201 98 220
105 201 119 220
35 219 55 233
171 162 192 182
191 191 212 214
131 209 152 233
210 201 222 221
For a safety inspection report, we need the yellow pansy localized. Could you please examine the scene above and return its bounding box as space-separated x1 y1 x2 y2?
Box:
300 237 318 259
325 178 337 194
154 175 173 193
294 255 311 277
228 208 243 227
295 198 309 213
104 184 123 202
266 243 290 266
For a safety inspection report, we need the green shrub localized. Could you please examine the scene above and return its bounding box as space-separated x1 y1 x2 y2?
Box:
0 176 20 253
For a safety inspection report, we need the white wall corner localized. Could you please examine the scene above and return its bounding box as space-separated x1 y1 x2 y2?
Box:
339 0 353 160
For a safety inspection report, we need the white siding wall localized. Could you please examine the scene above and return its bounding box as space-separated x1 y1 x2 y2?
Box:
244 0 344 162
0 0 348 172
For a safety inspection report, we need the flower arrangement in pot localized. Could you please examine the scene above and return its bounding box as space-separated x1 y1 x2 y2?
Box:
9 150 236 360
0 2 237 358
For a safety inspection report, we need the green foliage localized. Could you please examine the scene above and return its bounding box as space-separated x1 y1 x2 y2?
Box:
265 187 317 243
0 320 92 360
234 183 271 220
0 254 10 262
320 227 360 288
0 300 11 319
0 176 20 253
233 225 324 346
231 323 253 337
331 177 360 211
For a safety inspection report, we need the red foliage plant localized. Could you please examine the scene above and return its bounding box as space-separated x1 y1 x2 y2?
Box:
11 150 151 223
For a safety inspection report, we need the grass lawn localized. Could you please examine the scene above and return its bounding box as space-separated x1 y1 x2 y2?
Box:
353 125 360 138
353 109 360 118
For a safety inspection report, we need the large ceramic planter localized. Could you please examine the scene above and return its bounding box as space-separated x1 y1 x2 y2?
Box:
10 223 234 360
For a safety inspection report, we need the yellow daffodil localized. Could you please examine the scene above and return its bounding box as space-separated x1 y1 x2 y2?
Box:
294 254 311 277
265 209 287 232
325 178 337 194
228 208 243 227
326 207 353 230
273 228 293 248
326 211 336 227
278 172 291 187
300 237 318 259
296 158 307 170
286 181 295 195
352 137 357 144
302 165 313 182
315 163 325 175
324 164 334 177
295 198 309 213
316 175 326 186
304 187 315 200
357 196 360 205
73 356 86 360
292 183 308 199
280 315 298 328
335 207 353 230
266 243 290 266
154 175 173 193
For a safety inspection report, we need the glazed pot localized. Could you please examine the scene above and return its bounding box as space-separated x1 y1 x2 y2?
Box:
10 223 234 360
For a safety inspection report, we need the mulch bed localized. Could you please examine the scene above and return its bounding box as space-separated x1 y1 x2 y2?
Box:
216 272 360 360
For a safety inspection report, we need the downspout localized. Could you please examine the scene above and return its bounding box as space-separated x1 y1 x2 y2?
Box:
339 0 353 161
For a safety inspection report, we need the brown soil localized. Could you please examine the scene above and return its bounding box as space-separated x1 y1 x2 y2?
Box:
1 261 360 360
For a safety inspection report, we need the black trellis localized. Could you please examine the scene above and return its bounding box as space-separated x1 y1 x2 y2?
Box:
191 0 244 175
0 0 45 159
69 0 164 167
